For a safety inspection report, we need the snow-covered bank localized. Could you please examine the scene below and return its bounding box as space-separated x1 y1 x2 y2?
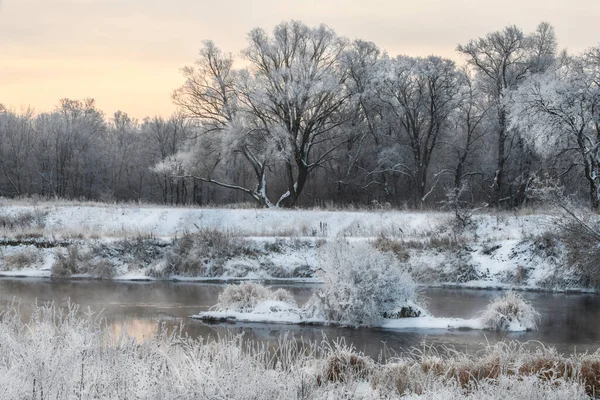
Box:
0 202 588 292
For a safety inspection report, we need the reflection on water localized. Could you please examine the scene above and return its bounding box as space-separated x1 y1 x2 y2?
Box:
1 278 599 358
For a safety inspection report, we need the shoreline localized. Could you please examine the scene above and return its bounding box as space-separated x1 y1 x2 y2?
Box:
0 202 593 294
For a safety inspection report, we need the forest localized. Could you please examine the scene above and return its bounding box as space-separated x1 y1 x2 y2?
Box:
1 20 599 209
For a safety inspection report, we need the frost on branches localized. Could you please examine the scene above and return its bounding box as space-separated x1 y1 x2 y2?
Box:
509 45 600 209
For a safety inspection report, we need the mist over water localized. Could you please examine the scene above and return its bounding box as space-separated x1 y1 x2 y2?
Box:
1 279 599 358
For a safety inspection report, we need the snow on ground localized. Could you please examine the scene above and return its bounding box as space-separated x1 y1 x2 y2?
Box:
2 203 451 238
0 202 582 291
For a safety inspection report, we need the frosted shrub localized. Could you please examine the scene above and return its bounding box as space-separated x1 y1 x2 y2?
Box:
215 283 297 312
164 230 257 277
307 240 422 327
85 258 116 279
51 245 81 277
1 247 41 270
271 288 297 305
51 245 117 279
480 292 540 331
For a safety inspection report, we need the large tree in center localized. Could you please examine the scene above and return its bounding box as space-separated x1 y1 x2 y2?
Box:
240 21 352 207
168 21 353 208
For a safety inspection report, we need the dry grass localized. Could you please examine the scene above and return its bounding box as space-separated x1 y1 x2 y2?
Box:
163 229 258 277
371 236 410 261
369 341 600 397
51 245 81 277
322 350 373 383
1 248 41 270
51 245 116 279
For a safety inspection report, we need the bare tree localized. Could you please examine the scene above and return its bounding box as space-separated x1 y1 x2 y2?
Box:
457 23 557 205
168 21 354 208
240 21 353 207
372 55 460 206
449 69 489 192
169 40 275 206
510 47 600 209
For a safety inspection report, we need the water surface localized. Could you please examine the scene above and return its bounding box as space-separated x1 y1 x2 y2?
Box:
1 279 598 358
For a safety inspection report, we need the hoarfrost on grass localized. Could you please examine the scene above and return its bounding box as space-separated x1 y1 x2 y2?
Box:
0 302 592 399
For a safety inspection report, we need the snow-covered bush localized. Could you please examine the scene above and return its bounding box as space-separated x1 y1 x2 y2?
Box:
271 288 297 305
91 237 166 271
306 240 423 327
480 292 540 331
215 283 297 312
560 215 600 289
85 258 116 279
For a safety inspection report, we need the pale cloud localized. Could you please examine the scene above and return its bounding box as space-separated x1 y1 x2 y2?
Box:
1 0 599 118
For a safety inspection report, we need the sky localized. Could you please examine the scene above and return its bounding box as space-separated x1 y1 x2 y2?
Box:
1 0 599 119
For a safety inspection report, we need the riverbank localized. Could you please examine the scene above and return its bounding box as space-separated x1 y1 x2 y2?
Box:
0 201 590 292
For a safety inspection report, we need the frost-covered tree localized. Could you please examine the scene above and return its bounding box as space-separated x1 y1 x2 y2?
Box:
0 106 36 196
168 40 275 206
168 21 354 208
371 55 461 206
328 40 383 201
143 114 192 204
510 47 600 209
240 21 353 207
34 99 106 198
457 22 557 205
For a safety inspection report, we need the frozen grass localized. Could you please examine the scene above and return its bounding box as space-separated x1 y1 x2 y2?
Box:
0 302 595 399
51 245 117 279
480 292 540 331
0 247 41 270
215 282 297 312
161 230 258 277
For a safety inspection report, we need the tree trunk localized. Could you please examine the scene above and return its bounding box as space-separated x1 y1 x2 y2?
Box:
494 109 507 206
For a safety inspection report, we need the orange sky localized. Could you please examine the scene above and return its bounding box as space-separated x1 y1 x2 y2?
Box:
1 0 599 119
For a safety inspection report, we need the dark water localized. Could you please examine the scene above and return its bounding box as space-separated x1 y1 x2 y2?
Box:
1 278 599 358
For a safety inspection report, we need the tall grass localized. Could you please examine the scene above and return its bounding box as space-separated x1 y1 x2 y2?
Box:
0 302 595 399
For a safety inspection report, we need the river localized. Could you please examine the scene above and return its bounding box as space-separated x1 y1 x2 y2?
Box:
1 279 598 358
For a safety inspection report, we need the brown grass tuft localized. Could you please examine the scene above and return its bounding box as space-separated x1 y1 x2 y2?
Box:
323 351 373 383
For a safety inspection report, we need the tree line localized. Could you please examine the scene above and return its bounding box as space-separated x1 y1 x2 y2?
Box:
2 20 600 209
